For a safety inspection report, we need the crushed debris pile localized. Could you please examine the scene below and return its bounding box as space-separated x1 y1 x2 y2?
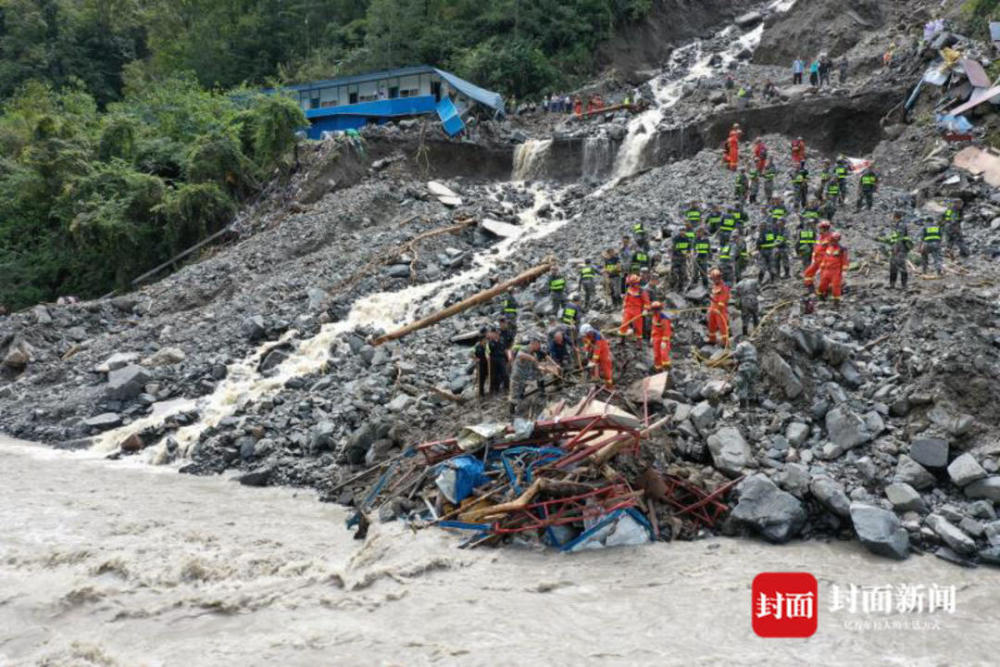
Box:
341 386 738 551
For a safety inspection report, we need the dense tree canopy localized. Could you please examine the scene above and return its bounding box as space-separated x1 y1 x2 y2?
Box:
0 0 653 309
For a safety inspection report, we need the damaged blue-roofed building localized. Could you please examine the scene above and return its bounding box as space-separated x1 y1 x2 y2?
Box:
268 65 506 139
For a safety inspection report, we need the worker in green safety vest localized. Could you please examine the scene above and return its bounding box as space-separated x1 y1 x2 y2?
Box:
548 267 567 310
856 165 878 211
578 259 598 310
920 221 943 276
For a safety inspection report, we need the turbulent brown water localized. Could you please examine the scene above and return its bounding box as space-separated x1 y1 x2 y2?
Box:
2 437 998 666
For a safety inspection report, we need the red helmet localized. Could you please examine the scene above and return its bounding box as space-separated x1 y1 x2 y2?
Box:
650 301 663 310
830 231 842 242
626 274 641 285
818 220 832 230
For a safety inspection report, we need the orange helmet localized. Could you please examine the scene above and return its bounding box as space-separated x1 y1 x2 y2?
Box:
830 231 842 243
709 268 723 281
626 274 641 285
650 301 663 310
818 220 832 231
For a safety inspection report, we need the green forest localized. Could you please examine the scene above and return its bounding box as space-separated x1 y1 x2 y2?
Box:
0 0 652 310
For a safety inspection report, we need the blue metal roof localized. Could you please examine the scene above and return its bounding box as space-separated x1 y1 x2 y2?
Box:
274 65 504 114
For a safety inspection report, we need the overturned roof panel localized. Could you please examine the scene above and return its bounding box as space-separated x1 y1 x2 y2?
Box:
433 68 504 114
962 59 991 88
991 22 1000 42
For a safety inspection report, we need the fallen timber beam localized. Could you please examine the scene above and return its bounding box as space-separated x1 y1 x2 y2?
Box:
370 261 553 346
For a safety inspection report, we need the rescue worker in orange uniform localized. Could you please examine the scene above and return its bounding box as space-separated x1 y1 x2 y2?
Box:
817 231 848 304
726 123 742 171
753 138 768 173
581 324 614 388
802 219 833 292
706 268 731 346
649 302 673 370
619 274 651 340
791 136 806 167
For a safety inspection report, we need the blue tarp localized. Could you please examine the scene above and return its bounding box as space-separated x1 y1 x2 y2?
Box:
433 68 505 115
936 114 974 133
436 97 465 136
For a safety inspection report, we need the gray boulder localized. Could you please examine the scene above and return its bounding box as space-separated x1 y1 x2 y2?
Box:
731 474 807 543
761 351 803 399
884 482 926 513
810 475 851 518
894 454 936 490
822 405 872 458
83 412 123 431
105 364 150 401
908 438 949 469
707 426 756 477
95 351 140 373
690 401 716 436
850 503 910 560
309 420 337 453
928 404 975 436
965 476 1000 502
786 421 810 447
926 514 977 555
947 453 987 487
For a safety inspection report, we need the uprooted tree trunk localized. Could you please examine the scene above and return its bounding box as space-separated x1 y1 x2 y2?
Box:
370 261 553 346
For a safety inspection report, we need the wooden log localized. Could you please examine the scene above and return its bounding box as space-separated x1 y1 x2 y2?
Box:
370 261 553 346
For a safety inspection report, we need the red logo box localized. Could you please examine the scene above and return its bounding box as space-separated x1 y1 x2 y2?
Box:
752 572 818 638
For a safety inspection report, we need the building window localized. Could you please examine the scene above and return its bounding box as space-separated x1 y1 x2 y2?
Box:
349 91 358 104
389 86 399 99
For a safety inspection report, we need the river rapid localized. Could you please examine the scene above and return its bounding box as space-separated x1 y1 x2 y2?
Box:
2 436 998 666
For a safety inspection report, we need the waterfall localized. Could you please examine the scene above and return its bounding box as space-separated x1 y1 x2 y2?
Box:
512 139 553 181
582 135 613 180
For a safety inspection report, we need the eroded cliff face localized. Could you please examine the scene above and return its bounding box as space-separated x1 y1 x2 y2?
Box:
598 0 758 81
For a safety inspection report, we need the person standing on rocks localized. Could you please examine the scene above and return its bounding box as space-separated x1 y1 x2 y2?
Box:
693 226 713 288
548 267 567 311
823 176 841 220
796 214 819 269
649 302 673 371
942 199 969 258
508 336 555 417
819 55 832 87
719 236 738 285
670 225 692 289
559 295 582 335
733 341 760 409
774 218 792 279
791 136 807 167
757 219 779 284
816 231 848 305
809 59 820 87
762 159 777 201
834 155 850 203
748 164 761 204
718 206 739 245
726 124 742 171
767 196 788 225
839 58 849 83
879 217 914 289
499 291 519 326
683 200 703 227
632 219 649 250
734 276 760 336
706 203 724 236
792 57 805 85
753 138 768 173
578 260 598 310
735 167 749 202
792 162 809 209
629 244 652 276
498 317 516 356
816 160 832 199
620 274 650 342
488 327 510 394
857 164 879 211
920 219 944 276
706 268 731 346
581 324 614 388
602 248 623 306
803 219 833 293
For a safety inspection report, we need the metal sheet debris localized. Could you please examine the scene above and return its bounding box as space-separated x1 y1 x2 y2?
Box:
961 59 991 88
953 146 1000 187
949 85 1000 116
481 218 521 237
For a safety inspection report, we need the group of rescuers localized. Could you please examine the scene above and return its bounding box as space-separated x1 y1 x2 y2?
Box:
475 128 969 416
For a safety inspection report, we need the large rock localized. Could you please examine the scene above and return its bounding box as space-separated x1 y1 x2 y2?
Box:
850 503 910 560
884 482 926 513
95 351 139 373
706 426 755 477
731 474 806 543
690 401 716 436
894 454 936 490
105 364 151 401
965 476 1000 502
810 475 851 518
142 347 186 367
2 343 31 370
786 422 810 447
927 404 975 437
309 420 337 453
734 11 763 27
926 514 977 555
908 438 949 469
83 412 123 431
947 453 987 487
822 405 872 458
761 351 802 399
